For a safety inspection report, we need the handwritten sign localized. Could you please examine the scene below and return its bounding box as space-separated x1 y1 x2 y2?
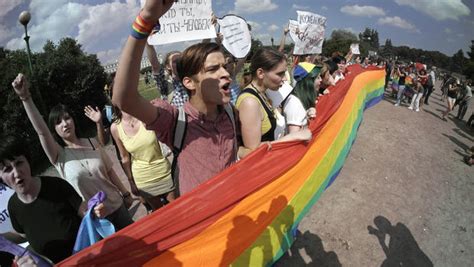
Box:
290 11 327 55
288 20 302 50
217 15 251 59
350 43 360 55
0 184 14 233
148 0 216 45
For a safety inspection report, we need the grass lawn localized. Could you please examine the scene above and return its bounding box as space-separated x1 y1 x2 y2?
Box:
138 75 159 100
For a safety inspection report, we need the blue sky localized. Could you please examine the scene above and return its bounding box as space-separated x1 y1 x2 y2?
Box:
0 0 472 64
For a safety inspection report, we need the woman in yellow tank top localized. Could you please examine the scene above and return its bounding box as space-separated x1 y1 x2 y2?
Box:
110 106 175 211
236 48 312 159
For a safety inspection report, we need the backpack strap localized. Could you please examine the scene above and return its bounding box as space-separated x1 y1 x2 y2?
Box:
279 92 293 113
173 106 187 153
223 103 238 158
171 106 187 196
87 138 96 150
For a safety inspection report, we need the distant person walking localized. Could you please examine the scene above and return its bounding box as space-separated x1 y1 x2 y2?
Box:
456 79 472 121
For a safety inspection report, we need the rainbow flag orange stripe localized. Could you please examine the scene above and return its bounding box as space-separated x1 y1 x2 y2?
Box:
58 65 385 266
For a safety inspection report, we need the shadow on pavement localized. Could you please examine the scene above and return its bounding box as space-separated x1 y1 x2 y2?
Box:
423 109 443 120
368 216 433 267
276 230 341 267
442 133 470 151
452 128 473 142
449 117 474 138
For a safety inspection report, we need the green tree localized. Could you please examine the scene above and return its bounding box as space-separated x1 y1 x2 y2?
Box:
322 29 358 57
359 28 379 52
379 39 394 58
463 40 474 80
451 49 467 73
247 38 263 60
0 37 107 174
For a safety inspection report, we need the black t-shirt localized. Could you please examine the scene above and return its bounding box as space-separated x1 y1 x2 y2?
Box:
399 71 406 85
8 176 82 263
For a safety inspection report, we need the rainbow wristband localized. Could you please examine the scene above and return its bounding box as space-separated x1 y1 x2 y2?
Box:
130 14 158 39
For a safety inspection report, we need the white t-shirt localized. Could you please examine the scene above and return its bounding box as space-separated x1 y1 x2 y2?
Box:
273 108 287 140
334 72 345 84
283 94 308 128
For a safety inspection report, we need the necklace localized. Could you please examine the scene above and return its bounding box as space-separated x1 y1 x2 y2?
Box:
249 83 274 114
125 117 138 128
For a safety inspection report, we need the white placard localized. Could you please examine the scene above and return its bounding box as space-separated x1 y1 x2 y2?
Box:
288 20 303 49
148 0 216 45
217 15 251 59
350 43 360 55
0 184 14 233
290 11 326 55
266 81 294 109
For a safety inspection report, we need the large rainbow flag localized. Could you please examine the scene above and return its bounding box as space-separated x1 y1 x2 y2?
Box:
58 65 385 266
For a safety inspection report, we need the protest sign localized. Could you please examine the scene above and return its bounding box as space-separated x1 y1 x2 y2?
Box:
148 0 216 45
290 11 326 55
0 184 14 233
217 15 251 58
350 43 360 55
288 20 302 48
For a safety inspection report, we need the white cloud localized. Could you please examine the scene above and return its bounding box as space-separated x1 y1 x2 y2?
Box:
378 16 419 32
247 20 262 32
457 33 465 38
292 4 309 10
0 25 15 43
394 0 470 21
321 6 328 11
232 0 278 14
254 33 272 45
444 28 452 34
96 45 123 65
268 24 279 32
340 5 385 17
6 2 88 51
0 0 23 18
29 0 69 21
5 0 140 66
77 1 138 50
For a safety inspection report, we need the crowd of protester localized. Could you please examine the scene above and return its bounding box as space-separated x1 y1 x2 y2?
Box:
1 0 472 265
386 59 473 165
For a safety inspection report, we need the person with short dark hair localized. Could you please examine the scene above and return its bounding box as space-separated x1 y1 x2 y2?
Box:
0 136 105 263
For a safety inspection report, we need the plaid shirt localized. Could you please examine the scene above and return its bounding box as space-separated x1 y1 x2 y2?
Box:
171 79 189 107
229 80 240 105
153 68 169 101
